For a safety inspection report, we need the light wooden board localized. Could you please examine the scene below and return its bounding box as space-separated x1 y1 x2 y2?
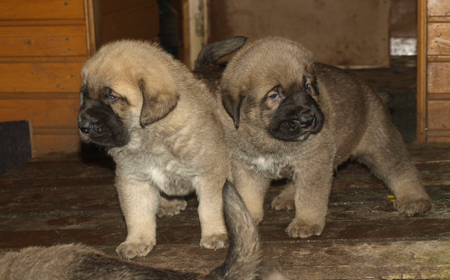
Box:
428 23 450 55
427 0 450 16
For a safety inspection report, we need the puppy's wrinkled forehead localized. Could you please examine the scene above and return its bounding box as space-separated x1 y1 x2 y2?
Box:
81 40 176 99
223 37 314 87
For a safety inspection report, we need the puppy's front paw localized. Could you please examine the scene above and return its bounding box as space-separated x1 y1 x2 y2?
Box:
116 239 156 259
395 196 431 216
285 218 324 238
157 198 187 218
271 194 295 211
200 234 229 250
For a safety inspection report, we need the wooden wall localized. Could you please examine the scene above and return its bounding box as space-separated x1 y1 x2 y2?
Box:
391 0 417 38
208 0 391 68
0 0 160 156
417 0 450 143
0 0 94 155
93 0 159 48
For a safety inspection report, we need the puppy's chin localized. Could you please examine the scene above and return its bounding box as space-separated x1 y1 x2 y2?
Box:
269 128 311 142
78 127 130 148
268 117 322 142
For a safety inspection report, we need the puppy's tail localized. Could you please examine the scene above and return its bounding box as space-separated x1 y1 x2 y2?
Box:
206 180 261 280
195 36 247 68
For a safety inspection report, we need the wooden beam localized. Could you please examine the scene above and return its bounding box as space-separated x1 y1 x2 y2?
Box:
417 0 428 143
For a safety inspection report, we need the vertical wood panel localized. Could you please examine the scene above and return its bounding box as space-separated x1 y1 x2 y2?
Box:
417 0 427 143
84 0 96 56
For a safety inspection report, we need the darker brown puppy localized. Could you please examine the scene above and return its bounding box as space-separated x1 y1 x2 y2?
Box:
197 37 431 238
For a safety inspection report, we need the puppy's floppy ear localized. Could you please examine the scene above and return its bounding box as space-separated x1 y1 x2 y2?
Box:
221 85 246 129
139 78 179 127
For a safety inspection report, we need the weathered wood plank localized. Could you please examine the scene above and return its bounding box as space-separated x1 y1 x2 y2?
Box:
428 0 450 17
428 23 450 56
0 160 114 183
0 145 449 279
262 241 450 280
0 186 448 248
427 62 450 94
1 215 449 250
2 240 448 280
428 100 450 130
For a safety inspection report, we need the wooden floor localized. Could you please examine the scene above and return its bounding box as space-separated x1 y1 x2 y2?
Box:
1 143 450 279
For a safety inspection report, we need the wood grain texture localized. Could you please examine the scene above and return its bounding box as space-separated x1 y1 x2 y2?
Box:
0 0 93 155
0 98 79 127
427 130 450 143
427 23 450 55
427 100 450 130
32 134 81 155
0 25 87 57
427 0 450 16
0 62 83 93
427 62 450 93
0 0 85 20
417 0 427 143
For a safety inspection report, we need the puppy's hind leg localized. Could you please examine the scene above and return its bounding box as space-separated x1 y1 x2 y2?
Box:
271 181 296 211
232 161 271 225
157 195 187 218
354 118 431 215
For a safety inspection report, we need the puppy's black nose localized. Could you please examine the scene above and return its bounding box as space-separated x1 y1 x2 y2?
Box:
78 119 91 134
299 114 315 128
78 124 90 134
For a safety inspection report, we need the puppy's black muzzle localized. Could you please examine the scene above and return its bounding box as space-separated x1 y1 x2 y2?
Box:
268 92 324 141
78 116 102 134
77 100 129 147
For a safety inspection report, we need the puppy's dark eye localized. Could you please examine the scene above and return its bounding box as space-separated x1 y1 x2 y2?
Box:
107 95 120 103
305 83 311 91
104 87 121 104
267 92 283 102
